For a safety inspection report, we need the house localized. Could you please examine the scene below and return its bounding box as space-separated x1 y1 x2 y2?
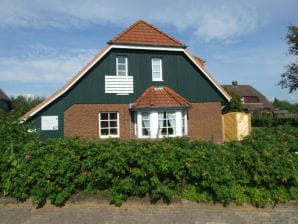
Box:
21 20 231 142
222 81 273 114
0 89 12 111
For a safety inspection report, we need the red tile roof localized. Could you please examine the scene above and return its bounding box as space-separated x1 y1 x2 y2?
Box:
132 86 191 108
109 20 186 48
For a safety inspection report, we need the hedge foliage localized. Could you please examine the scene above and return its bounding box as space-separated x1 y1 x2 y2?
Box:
252 115 298 127
0 113 297 207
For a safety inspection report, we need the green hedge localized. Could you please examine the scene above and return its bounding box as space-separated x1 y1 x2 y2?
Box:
0 113 297 207
252 116 298 127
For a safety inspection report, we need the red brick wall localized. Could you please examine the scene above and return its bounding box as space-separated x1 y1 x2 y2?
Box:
188 102 223 143
64 103 223 143
64 104 135 139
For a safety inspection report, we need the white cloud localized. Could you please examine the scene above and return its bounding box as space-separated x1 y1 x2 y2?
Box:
0 0 261 42
0 45 97 84
193 5 257 42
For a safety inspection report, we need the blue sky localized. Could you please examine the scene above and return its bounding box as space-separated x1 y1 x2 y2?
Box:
0 0 297 103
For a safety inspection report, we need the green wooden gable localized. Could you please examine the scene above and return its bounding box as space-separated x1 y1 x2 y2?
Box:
29 48 227 139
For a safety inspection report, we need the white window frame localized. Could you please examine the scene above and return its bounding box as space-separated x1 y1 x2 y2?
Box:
116 56 128 77
99 112 120 138
152 58 163 81
137 110 187 138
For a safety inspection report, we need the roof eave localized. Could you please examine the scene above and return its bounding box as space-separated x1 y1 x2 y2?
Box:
108 41 187 49
130 105 191 111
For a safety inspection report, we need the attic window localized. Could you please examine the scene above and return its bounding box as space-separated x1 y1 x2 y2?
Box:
116 56 127 77
152 58 163 81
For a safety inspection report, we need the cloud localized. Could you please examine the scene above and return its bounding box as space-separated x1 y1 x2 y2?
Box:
193 5 258 42
0 45 97 84
0 0 261 42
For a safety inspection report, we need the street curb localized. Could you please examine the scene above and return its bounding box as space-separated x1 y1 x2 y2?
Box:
1 194 298 212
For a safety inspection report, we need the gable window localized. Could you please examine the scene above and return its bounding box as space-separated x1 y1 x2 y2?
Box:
152 58 162 81
137 110 187 138
116 56 128 76
99 112 119 138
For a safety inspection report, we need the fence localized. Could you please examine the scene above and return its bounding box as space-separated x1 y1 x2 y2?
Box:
222 112 251 142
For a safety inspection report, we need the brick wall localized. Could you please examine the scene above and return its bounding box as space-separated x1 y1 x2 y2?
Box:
188 102 223 143
64 104 135 139
64 103 223 143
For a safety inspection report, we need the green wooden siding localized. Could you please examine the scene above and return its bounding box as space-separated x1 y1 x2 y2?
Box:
29 48 227 139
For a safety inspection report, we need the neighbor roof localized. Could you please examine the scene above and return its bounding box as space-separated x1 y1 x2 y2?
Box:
222 84 273 109
132 86 192 109
0 89 10 101
109 20 186 48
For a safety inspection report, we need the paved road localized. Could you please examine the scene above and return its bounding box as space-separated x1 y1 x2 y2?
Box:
0 196 297 224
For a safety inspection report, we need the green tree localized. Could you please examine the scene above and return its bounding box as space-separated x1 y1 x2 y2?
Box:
10 95 44 115
222 89 243 114
279 25 298 93
273 98 298 113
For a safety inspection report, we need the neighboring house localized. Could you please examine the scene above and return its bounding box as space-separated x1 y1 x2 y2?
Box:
222 81 273 114
21 20 231 142
0 89 12 111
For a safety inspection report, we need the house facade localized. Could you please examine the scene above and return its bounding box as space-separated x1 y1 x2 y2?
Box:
22 20 231 143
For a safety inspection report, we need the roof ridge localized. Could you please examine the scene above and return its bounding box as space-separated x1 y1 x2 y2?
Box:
139 20 185 47
109 20 186 47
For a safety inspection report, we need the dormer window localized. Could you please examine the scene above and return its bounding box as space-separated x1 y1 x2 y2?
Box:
152 58 163 81
116 56 128 77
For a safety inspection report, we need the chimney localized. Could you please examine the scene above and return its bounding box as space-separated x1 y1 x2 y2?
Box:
232 80 238 86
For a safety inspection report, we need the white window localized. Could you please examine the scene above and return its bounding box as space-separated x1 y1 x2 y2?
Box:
99 112 119 138
137 110 187 138
141 112 150 137
158 112 176 137
116 56 127 77
152 58 162 81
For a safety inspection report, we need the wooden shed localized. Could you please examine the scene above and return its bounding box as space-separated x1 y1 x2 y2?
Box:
222 112 251 142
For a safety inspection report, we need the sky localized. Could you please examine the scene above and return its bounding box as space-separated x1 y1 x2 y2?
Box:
0 0 297 103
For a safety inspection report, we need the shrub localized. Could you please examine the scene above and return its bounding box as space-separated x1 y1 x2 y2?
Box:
0 114 297 207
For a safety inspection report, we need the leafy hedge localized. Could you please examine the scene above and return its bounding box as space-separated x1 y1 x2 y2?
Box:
252 115 298 127
0 113 297 207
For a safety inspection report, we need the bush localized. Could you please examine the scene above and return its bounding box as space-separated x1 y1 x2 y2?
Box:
0 113 297 207
252 115 298 127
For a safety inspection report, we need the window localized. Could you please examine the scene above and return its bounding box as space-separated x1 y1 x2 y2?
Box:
158 111 176 136
243 96 259 103
152 58 162 81
99 112 119 138
141 112 150 137
137 110 187 138
116 56 127 76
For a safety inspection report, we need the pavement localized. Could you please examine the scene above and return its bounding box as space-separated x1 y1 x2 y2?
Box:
0 195 297 224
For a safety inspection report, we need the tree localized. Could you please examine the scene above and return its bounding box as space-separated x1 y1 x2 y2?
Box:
273 98 298 113
222 89 243 114
279 25 298 93
10 95 44 115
